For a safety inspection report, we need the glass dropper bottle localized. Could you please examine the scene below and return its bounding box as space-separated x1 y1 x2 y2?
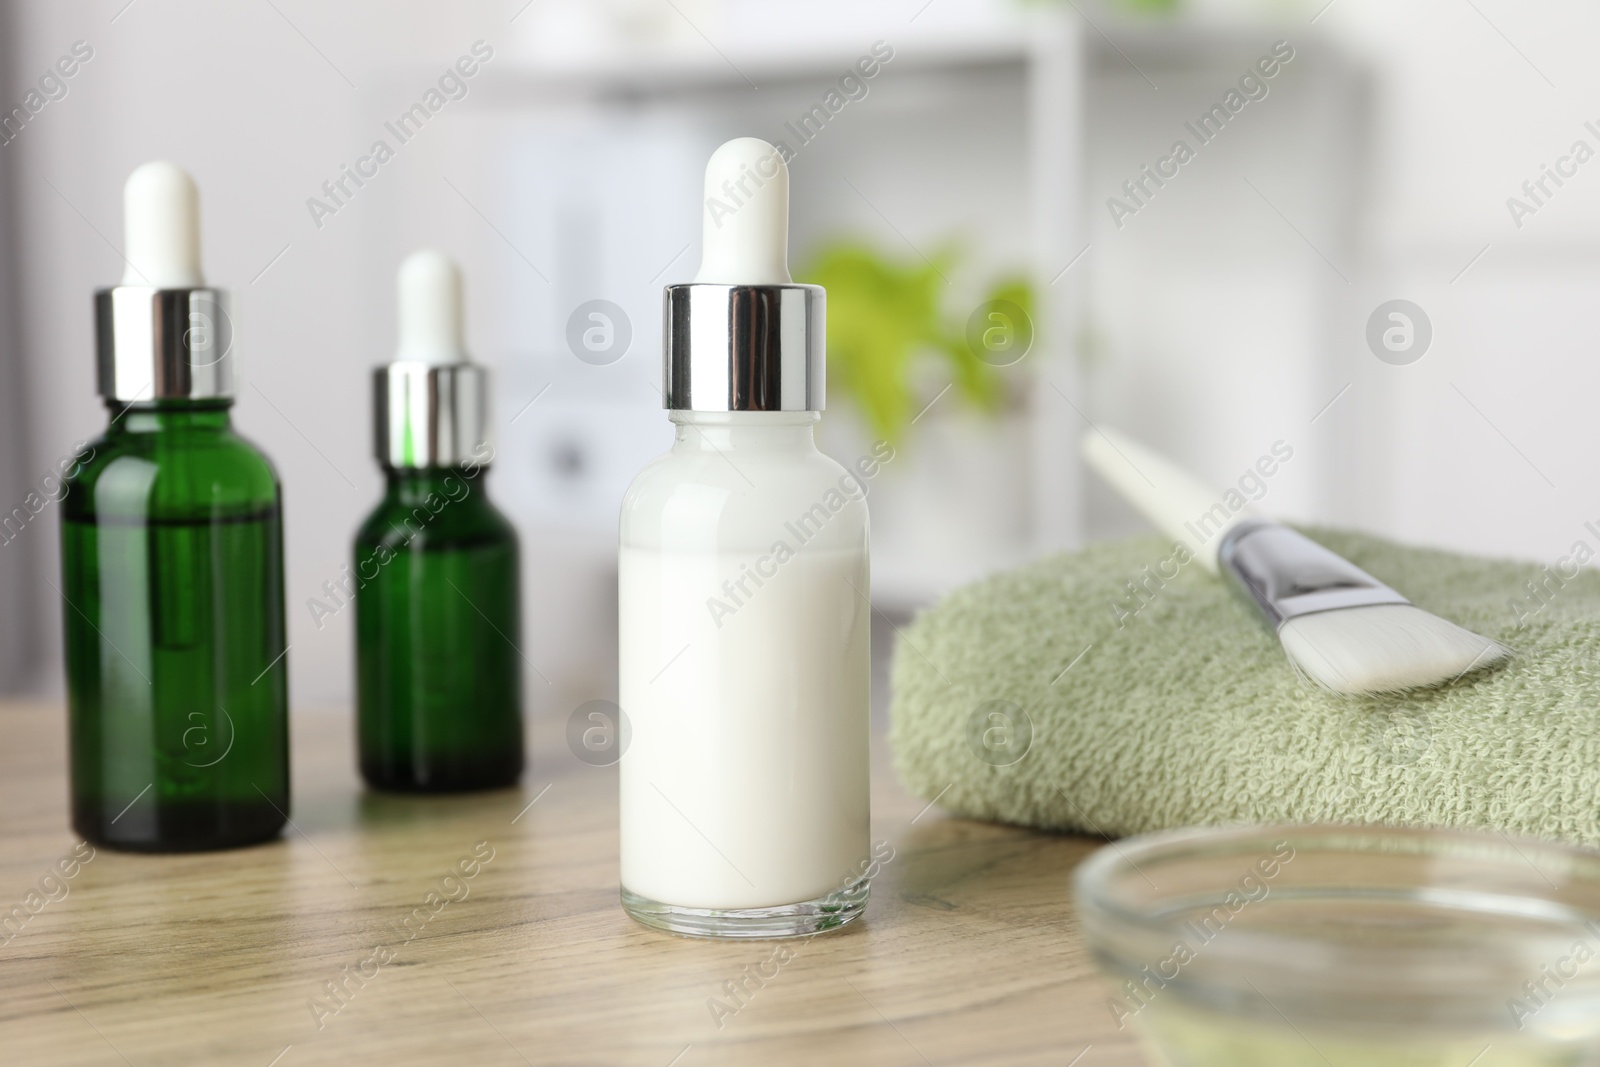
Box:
618 138 873 937
60 161 290 851
353 250 524 792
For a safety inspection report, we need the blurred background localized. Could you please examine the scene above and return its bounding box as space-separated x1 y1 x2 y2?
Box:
0 0 1593 724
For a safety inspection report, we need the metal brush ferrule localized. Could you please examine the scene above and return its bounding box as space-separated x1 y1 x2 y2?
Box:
373 362 491 469
1218 520 1410 628
95 286 234 401
663 283 824 412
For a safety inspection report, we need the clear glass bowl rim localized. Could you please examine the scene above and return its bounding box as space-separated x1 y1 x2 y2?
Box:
1075 821 1600 979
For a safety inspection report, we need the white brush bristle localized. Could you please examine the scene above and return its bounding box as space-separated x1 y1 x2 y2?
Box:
1278 604 1510 696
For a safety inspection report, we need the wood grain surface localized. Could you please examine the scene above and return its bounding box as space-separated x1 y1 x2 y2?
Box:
0 701 1141 1066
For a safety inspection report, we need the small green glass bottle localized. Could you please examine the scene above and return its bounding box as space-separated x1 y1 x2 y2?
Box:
60 162 289 851
354 251 523 792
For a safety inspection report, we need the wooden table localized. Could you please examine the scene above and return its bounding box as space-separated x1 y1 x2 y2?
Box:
0 701 1141 1066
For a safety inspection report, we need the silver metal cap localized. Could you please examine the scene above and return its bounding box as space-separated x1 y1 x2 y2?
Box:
663 283 824 411
1218 519 1410 627
373 362 491 469
95 286 234 401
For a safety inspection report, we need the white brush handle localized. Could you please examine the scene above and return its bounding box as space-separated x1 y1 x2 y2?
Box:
1081 428 1256 574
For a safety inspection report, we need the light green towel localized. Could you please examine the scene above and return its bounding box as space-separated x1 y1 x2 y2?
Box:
890 528 1600 847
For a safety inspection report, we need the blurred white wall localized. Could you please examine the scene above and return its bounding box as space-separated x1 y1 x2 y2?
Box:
2 0 548 708
2 0 1598 710
1323 0 1600 563
1085 0 1600 573
0 0 1057 711
0 2 35 692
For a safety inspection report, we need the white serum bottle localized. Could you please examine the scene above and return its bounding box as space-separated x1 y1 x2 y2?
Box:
618 138 873 938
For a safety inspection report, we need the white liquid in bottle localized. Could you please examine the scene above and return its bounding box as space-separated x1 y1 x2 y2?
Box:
617 139 873 937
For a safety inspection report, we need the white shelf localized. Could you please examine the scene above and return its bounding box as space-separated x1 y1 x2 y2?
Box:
479 31 1038 100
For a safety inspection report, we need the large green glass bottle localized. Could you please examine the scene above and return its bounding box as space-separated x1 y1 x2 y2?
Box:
61 161 288 850
61 400 289 850
354 250 523 792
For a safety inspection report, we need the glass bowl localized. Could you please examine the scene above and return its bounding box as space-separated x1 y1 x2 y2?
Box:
1075 824 1600 1066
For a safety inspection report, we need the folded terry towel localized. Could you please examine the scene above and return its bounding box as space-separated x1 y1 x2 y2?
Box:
890 528 1600 847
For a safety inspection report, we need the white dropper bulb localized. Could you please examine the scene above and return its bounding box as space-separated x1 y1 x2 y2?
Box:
694 137 791 284
395 249 468 364
122 161 204 287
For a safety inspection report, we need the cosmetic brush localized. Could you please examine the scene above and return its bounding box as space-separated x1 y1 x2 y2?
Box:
1082 427 1509 695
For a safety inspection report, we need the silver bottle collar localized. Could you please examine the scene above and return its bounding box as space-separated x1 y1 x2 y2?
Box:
663 283 824 412
95 286 234 401
373 362 491 469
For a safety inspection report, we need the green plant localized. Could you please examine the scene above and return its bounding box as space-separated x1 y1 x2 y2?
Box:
798 241 1032 446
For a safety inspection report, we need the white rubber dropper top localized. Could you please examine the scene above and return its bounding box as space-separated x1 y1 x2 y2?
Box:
694 137 791 285
395 250 468 364
122 161 204 287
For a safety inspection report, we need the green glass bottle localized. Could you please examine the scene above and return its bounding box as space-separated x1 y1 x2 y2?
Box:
354 251 523 792
61 162 288 851
354 466 523 790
